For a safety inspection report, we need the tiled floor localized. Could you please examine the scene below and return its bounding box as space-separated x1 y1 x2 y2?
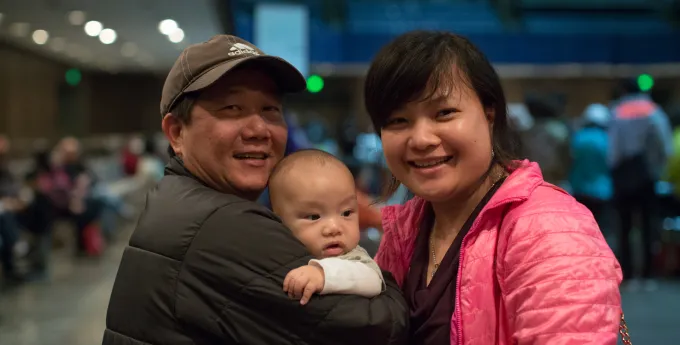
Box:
619 281 680 344
0 235 678 345
0 242 124 345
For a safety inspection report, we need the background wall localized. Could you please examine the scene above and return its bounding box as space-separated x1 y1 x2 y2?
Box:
0 43 164 140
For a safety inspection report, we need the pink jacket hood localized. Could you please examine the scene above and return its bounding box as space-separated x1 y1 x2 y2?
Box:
376 160 623 345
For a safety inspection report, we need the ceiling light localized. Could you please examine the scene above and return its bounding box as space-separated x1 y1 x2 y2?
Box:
99 28 117 44
168 28 184 43
121 42 138 57
158 19 178 35
68 11 86 25
32 30 49 45
84 21 103 36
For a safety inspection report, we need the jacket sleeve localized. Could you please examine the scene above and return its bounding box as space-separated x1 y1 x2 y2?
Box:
650 108 674 162
311 257 384 297
174 202 409 345
374 204 409 288
500 211 623 345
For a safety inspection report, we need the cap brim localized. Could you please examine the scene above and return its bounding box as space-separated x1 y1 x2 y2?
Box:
183 55 307 95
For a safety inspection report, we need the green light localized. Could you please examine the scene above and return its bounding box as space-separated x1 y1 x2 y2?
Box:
65 68 82 86
306 75 324 93
637 73 654 92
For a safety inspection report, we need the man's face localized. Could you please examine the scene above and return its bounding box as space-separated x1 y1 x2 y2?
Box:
169 67 288 200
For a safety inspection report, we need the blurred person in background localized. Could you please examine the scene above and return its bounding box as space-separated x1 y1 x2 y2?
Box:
19 149 68 279
568 104 613 242
121 136 141 177
521 94 571 186
104 35 407 345
609 78 673 291
337 115 361 174
305 118 341 156
0 135 24 287
57 137 88 184
283 111 313 155
137 136 165 185
663 109 680 196
52 137 104 256
364 31 623 344
121 135 164 189
353 131 386 196
507 103 535 133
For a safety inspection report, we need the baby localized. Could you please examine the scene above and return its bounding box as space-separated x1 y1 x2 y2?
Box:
268 149 384 305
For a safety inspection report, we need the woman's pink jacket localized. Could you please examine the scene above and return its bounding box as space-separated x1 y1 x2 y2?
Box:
375 160 623 345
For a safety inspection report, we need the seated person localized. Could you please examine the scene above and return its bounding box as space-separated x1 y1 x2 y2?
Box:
269 149 384 305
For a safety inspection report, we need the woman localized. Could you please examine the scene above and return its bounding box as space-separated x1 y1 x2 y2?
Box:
365 31 624 344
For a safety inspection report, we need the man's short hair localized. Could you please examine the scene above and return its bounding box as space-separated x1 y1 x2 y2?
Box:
166 94 198 157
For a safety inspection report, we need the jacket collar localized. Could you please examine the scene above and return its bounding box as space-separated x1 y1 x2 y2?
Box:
488 160 545 208
163 156 266 201
165 156 194 179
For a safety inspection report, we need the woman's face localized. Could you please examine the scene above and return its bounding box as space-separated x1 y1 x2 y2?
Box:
380 81 494 203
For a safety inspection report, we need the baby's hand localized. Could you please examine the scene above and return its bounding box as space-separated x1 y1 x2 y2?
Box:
283 265 325 305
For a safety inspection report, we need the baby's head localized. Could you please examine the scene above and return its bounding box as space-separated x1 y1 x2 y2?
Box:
269 149 360 259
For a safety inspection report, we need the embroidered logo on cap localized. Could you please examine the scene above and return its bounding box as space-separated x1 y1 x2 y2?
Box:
229 43 259 57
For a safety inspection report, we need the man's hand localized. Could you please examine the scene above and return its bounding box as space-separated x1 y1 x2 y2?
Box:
283 265 325 305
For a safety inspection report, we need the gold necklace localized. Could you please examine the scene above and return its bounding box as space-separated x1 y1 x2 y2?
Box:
429 230 440 278
428 174 505 279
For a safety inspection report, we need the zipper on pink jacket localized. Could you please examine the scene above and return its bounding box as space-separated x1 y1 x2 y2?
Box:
454 215 483 345
453 197 521 344
455 242 465 345
452 199 509 345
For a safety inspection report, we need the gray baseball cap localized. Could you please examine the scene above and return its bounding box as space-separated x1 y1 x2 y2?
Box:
160 34 306 116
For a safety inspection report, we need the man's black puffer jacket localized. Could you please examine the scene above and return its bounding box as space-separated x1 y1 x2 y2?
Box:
103 158 409 345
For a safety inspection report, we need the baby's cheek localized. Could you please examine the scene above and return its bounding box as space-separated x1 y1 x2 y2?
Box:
346 223 362 248
295 229 323 257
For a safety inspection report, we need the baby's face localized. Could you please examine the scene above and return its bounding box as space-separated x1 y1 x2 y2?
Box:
272 163 361 258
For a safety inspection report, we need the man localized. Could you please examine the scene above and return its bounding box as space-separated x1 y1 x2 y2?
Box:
103 35 408 345
608 78 673 291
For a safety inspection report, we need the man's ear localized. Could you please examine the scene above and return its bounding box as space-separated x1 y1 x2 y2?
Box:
161 114 184 157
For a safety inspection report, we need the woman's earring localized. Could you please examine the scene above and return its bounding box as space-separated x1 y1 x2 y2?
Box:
491 149 495 161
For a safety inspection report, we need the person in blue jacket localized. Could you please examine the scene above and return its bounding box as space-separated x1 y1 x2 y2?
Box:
569 103 612 235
